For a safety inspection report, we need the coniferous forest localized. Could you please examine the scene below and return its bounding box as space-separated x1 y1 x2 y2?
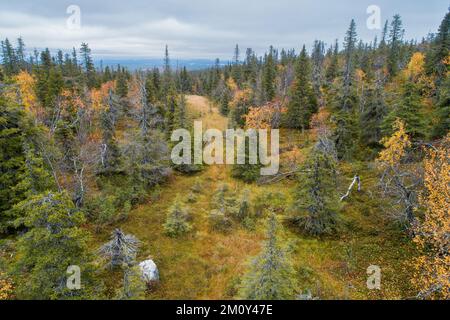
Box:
0 4 449 301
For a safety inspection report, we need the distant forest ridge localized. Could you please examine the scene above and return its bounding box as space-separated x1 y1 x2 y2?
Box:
93 58 228 71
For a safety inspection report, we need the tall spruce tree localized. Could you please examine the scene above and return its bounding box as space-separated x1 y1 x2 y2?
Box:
80 43 96 89
162 45 172 100
99 90 122 175
359 76 387 151
425 9 450 81
285 46 317 129
231 44 242 87
16 37 26 70
1 38 18 76
382 79 428 139
262 46 277 102
387 15 404 77
342 19 358 111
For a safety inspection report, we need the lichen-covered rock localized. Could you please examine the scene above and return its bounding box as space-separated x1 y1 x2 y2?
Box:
139 260 159 284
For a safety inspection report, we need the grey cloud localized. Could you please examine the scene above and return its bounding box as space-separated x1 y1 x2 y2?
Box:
0 0 447 59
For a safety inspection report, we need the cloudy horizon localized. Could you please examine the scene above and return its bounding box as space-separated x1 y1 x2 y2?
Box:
0 0 448 61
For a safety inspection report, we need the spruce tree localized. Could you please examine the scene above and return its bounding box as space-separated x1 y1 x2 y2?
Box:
116 70 128 98
432 75 450 138
263 46 277 102
103 66 112 82
0 96 26 225
219 87 231 116
231 133 263 183
382 79 427 139
231 44 242 87
80 43 96 89
379 20 389 49
13 192 98 299
15 142 56 199
359 77 387 151
1 38 18 76
35 49 51 107
145 72 158 105
173 94 187 129
234 189 252 223
162 45 172 100
122 129 170 190
230 93 251 128
45 66 64 108
16 37 26 70
329 20 360 160
387 15 404 77
342 19 358 111
99 90 122 174
163 197 192 237
286 46 317 129
152 68 162 100
425 9 449 82
289 141 340 236
165 85 179 132
179 66 190 93
239 213 296 300
326 40 339 82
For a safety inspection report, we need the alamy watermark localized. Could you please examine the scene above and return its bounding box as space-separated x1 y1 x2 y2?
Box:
367 5 381 30
66 5 81 30
366 265 381 290
171 121 280 176
66 265 81 290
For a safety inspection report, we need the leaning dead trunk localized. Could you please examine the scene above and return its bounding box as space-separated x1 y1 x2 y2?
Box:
340 175 361 201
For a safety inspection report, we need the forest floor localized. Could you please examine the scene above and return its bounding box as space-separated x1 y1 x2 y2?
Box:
92 95 417 300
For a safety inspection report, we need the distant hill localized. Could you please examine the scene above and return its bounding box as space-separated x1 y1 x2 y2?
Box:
94 58 227 71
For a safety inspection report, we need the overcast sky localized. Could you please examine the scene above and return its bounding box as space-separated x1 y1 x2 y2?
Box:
0 0 448 60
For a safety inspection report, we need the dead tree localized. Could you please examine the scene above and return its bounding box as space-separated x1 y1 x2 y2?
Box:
99 229 140 268
340 175 361 201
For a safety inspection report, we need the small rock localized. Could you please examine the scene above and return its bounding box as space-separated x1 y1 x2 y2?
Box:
139 259 159 284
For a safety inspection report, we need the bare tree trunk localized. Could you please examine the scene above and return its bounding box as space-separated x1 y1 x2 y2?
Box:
340 175 361 201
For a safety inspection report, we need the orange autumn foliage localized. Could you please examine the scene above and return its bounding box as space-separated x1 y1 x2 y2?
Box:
412 134 450 299
60 90 87 114
244 100 287 129
281 146 304 169
91 81 115 111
